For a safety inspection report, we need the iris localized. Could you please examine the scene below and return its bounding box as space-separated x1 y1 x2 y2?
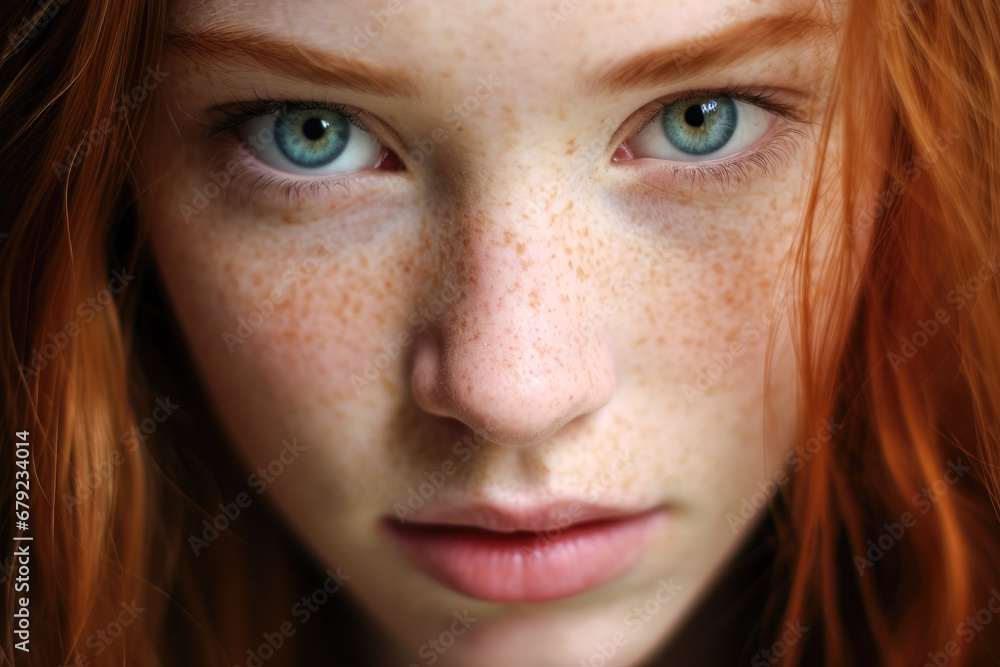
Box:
662 95 737 156
275 109 352 168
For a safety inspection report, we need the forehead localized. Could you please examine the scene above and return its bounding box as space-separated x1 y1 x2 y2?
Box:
167 0 833 94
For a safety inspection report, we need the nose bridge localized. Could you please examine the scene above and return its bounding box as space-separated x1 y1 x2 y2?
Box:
411 180 616 447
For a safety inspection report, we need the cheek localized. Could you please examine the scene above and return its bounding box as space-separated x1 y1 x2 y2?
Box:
621 175 804 401
141 175 431 456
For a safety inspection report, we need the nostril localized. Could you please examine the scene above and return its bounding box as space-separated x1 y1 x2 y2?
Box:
411 332 448 417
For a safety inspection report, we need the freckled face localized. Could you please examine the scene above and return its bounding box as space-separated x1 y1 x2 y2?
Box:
139 0 841 664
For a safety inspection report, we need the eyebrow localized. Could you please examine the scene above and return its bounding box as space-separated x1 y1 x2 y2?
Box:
584 12 837 96
165 30 419 99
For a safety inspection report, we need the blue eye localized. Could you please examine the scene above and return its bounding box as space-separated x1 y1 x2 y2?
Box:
276 109 352 167
628 94 774 163
662 96 737 156
238 107 383 176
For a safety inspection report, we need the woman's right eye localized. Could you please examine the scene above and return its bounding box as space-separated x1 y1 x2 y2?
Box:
237 107 390 176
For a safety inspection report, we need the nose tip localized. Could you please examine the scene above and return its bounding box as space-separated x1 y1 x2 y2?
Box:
411 327 615 447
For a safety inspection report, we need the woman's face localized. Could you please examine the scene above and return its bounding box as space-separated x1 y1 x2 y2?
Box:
140 0 841 663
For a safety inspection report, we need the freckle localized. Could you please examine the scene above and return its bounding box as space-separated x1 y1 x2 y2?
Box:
504 230 514 245
381 376 399 396
577 266 587 279
516 242 525 255
528 289 540 309
565 246 572 255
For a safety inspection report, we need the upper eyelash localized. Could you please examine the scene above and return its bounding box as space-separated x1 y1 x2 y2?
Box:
204 96 373 138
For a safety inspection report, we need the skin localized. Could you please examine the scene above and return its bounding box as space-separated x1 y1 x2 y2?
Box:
137 0 846 664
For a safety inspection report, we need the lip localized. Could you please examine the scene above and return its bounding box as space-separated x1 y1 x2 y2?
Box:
382 502 667 602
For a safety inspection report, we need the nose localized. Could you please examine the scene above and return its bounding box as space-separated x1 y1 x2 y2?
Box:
410 198 617 447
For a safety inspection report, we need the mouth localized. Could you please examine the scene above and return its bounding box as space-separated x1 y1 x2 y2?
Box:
381 501 668 602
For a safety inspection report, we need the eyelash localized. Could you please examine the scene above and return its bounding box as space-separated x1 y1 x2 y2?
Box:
206 97 372 136
203 96 385 204
203 87 806 204
622 85 807 192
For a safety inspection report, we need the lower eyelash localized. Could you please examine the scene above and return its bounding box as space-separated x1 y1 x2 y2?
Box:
237 170 359 206
642 125 808 194
208 148 361 208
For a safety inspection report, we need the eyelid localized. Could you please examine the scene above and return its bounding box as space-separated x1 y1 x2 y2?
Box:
612 86 806 152
202 97 410 161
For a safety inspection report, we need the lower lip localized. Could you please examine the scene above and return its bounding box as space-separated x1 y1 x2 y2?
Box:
383 511 665 602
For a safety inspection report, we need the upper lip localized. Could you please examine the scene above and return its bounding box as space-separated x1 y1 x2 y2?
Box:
387 500 662 533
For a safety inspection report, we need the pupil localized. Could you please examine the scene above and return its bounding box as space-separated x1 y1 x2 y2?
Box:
684 105 704 127
302 117 329 141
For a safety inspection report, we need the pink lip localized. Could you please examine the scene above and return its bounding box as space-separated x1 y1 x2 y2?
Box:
382 502 667 602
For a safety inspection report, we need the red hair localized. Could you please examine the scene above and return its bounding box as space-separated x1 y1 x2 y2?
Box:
1 0 999 664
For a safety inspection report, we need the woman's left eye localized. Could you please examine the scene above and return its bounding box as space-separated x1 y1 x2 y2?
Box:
237 108 385 176
624 94 775 162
